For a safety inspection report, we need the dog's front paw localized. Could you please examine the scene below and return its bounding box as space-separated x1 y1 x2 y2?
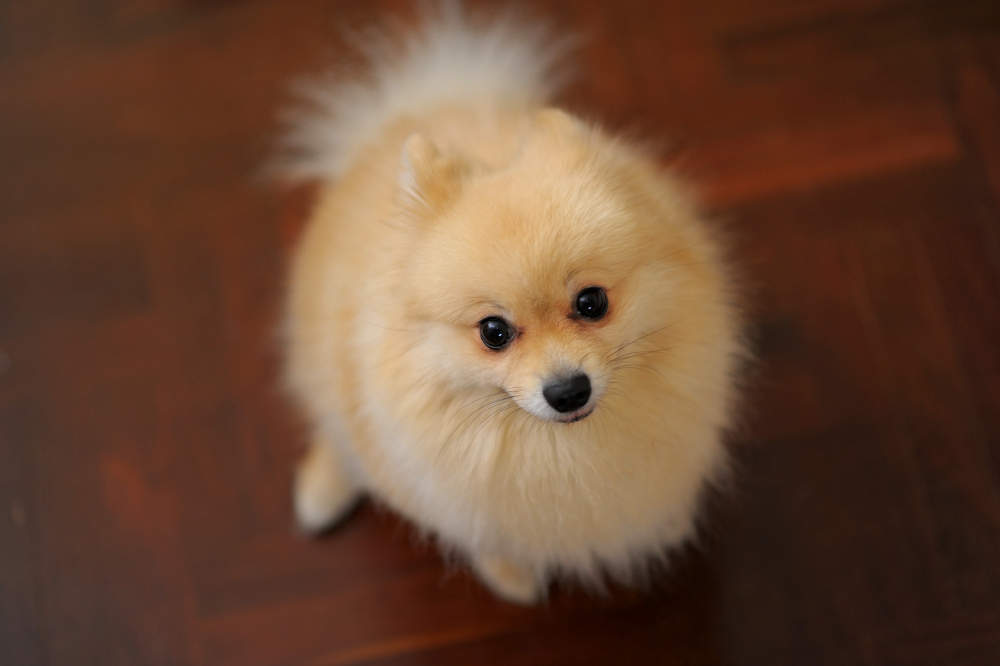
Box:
294 441 361 533
472 554 542 605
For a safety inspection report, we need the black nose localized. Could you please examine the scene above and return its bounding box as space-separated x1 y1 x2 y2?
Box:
542 374 591 413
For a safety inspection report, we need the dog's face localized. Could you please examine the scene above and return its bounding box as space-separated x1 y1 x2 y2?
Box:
399 111 707 424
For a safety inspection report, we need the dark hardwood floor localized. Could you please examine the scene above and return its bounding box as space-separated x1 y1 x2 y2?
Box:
2 1 999 664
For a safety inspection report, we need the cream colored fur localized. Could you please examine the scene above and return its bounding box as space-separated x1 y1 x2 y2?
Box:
280 5 741 604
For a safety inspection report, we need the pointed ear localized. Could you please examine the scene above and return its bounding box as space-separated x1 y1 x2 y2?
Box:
397 134 467 213
534 107 585 139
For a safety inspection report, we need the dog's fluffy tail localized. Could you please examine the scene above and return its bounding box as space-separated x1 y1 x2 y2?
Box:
274 3 574 182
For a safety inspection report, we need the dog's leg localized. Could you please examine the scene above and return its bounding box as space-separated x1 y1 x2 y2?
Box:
294 438 362 533
471 554 542 605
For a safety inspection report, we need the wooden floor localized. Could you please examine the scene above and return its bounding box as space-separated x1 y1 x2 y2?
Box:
2 1 999 664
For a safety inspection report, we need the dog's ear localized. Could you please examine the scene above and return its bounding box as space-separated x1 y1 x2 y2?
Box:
534 107 585 140
396 134 467 215
528 108 590 167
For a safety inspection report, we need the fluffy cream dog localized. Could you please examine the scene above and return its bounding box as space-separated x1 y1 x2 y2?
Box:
280 6 741 604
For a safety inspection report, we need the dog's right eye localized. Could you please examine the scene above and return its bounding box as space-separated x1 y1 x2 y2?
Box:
479 317 514 350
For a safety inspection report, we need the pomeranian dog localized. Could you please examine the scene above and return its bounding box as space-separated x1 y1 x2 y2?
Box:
279 5 742 604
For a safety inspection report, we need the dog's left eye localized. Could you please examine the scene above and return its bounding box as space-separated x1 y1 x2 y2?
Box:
575 286 608 320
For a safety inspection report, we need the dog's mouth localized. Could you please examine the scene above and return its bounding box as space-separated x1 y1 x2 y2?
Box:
556 406 594 424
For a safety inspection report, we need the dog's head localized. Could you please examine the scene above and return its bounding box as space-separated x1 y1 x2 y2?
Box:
396 109 733 425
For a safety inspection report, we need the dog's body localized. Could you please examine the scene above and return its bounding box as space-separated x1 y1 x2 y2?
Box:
282 7 741 603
